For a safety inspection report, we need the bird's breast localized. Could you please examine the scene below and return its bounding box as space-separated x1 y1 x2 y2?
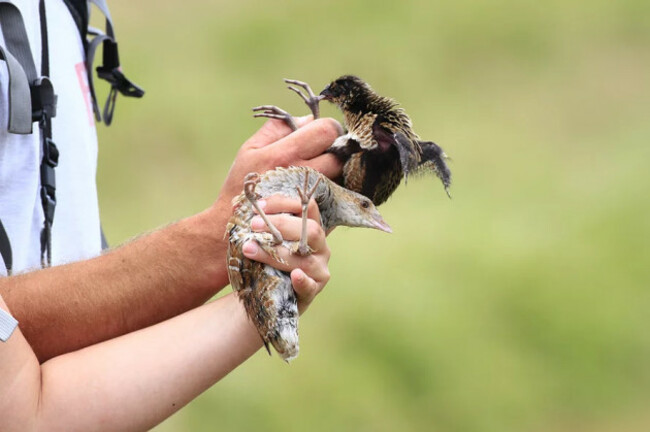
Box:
345 111 378 150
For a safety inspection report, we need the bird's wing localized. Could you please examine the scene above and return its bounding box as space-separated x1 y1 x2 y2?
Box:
371 119 420 176
416 140 452 197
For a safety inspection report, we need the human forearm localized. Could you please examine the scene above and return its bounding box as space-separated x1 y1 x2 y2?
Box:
0 204 231 362
36 293 261 432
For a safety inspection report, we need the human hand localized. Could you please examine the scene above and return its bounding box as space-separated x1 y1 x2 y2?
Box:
240 195 331 314
205 116 342 295
216 116 344 210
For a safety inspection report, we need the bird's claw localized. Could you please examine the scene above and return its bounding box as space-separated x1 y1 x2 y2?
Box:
284 78 323 120
243 173 261 201
252 105 298 131
243 172 284 245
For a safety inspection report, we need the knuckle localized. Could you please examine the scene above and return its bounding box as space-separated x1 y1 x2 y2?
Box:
322 246 331 262
306 220 323 241
301 254 319 274
322 117 343 137
267 153 287 168
269 216 285 232
322 268 331 284
313 118 340 142
259 148 288 168
307 198 320 215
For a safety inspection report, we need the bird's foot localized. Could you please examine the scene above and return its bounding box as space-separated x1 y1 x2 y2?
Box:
252 105 298 131
284 78 323 120
293 170 322 256
244 173 284 245
290 242 314 256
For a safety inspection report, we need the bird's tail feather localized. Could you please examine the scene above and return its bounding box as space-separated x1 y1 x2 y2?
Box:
418 141 452 197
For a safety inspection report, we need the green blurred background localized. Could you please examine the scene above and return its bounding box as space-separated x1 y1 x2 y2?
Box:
97 1 649 431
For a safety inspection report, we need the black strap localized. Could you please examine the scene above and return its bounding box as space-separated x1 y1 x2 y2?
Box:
36 0 57 268
38 0 49 77
85 0 144 125
0 220 12 276
61 0 88 48
100 226 109 250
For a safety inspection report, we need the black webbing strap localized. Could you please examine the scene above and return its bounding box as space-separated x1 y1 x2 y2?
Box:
0 220 12 276
100 226 109 250
86 0 144 125
36 0 58 268
0 1 35 134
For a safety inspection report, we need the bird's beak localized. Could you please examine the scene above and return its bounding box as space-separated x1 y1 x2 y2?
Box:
372 216 392 234
319 86 333 101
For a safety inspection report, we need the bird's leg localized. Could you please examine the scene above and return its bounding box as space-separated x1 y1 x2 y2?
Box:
252 105 298 131
284 79 323 119
292 171 322 256
243 173 284 245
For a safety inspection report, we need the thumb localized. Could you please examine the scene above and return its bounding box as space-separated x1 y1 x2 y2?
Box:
272 118 343 159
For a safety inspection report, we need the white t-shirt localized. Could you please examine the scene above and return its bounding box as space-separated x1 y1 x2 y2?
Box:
0 0 102 275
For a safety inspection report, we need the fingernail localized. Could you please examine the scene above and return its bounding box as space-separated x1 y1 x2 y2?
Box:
251 216 265 230
243 241 258 256
294 269 304 282
257 200 267 210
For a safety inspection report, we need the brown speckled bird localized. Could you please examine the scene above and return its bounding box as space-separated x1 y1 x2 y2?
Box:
253 76 452 205
226 166 391 362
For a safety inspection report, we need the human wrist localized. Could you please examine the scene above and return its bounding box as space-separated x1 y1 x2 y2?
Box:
185 202 232 294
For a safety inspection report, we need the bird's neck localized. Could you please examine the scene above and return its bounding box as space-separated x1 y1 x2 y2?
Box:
314 181 339 232
341 91 394 116
315 180 362 232
341 93 370 115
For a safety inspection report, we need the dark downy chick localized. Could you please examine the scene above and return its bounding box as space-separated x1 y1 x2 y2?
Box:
253 76 452 205
319 75 451 204
226 166 391 362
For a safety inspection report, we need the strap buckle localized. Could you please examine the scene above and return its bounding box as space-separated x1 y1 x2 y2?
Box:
30 77 57 121
43 137 59 167
96 65 145 98
96 40 144 98
40 138 58 224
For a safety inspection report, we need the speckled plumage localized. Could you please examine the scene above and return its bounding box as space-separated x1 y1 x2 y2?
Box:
226 166 390 362
320 75 452 205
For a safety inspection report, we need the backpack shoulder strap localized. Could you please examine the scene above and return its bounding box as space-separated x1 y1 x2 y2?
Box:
0 1 37 134
61 0 89 44
0 0 59 269
0 219 12 276
82 0 144 125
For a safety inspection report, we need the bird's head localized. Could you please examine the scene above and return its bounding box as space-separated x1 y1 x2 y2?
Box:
319 75 373 109
327 185 392 233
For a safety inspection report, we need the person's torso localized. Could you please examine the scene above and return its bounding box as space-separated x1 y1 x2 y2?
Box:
0 0 101 275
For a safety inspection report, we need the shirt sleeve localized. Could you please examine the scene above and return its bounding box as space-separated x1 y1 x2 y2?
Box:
0 306 18 342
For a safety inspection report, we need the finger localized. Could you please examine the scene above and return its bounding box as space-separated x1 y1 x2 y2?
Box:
271 118 343 159
251 215 326 249
255 195 321 220
302 153 343 180
242 242 330 282
245 115 314 149
291 269 322 314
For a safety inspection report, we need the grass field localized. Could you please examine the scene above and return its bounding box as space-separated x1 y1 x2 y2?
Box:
97 1 649 431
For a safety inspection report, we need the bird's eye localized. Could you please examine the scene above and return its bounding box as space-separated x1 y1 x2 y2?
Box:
361 200 370 209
